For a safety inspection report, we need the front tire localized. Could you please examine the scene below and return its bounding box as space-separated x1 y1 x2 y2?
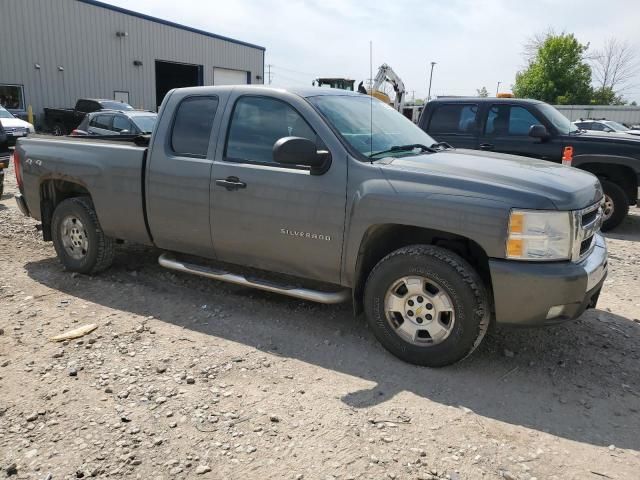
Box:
51 197 114 274
364 245 490 367
600 179 629 232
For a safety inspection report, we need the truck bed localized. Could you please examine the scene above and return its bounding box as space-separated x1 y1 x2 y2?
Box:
16 135 151 244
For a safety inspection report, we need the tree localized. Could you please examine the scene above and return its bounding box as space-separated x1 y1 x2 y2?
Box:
476 86 489 97
631 101 638 106
591 86 626 106
591 38 638 101
513 34 593 104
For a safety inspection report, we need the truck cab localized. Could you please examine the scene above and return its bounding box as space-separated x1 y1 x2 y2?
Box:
419 98 640 230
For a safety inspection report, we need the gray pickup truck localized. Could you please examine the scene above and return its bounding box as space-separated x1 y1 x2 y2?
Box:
14 86 608 367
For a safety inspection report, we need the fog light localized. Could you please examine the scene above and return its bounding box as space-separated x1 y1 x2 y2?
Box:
546 305 566 319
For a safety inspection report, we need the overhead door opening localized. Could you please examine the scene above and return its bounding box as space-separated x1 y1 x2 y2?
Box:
155 60 203 109
213 67 249 86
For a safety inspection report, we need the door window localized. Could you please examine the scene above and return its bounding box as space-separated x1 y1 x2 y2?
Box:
485 105 541 136
225 96 316 164
92 115 113 130
429 104 478 134
113 115 133 133
170 96 219 158
590 122 606 131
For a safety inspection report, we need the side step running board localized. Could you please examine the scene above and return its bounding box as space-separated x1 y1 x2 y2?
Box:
158 253 351 305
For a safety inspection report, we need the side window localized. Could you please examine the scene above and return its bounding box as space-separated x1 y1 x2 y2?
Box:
590 122 605 131
113 115 133 133
225 96 316 164
429 104 478 134
485 105 540 136
170 96 219 158
93 115 113 130
77 100 99 113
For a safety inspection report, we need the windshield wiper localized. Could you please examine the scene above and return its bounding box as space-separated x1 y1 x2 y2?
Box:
368 143 436 158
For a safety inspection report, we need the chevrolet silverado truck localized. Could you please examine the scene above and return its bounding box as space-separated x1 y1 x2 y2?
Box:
419 97 640 231
14 86 608 367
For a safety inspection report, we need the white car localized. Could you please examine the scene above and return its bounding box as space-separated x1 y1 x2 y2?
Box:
0 105 35 144
573 119 640 136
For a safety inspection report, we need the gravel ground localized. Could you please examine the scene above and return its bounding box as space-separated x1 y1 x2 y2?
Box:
1 161 639 480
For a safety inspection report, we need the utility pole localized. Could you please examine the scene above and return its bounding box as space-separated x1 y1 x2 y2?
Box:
267 64 273 85
496 81 501 96
427 62 436 101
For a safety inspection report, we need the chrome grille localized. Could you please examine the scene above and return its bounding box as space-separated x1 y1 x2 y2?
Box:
571 200 603 262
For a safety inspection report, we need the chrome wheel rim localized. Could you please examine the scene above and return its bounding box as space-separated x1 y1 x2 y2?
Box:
60 216 89 260
602 195 614 221
384 275 455 347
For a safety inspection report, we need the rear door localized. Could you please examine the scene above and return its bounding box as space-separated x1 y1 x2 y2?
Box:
87 114 115 135
423 102 480 149
209 92 347 283
478 103 560 160
146 92 227 258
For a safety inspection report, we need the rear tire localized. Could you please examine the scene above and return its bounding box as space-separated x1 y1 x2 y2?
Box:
600 179 629 232
51 196 114 274
364 245 491 367
52 123 65 136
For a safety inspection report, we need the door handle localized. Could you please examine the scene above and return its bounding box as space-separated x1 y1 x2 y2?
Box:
479 143 494 150
215 176 247 191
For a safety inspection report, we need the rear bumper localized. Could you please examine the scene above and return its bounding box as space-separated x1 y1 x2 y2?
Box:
489 234 607 326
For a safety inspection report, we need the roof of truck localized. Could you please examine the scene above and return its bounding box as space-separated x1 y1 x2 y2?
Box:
429 97 544 104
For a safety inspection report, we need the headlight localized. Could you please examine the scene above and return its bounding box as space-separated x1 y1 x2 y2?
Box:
506 210 572 261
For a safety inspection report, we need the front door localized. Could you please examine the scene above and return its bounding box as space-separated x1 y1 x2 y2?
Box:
210 93 347 284
478 104 561 160
146 93 224 258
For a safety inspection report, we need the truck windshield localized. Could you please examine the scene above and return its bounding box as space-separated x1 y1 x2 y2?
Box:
603 121 629 132
308 95 437 158
0 107 14 119
537 103 578 134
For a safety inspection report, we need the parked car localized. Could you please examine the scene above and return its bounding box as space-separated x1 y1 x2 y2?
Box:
0 122 10 197
44 98 134 136
573 119 640 136
0 105 34 145
419 98 640 230
71 110 157 136
14 86 607 367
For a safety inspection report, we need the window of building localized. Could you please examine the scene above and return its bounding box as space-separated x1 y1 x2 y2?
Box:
0 84 25 110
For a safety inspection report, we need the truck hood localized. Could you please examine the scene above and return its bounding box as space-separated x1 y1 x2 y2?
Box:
380 149 602 211
0 117 35 133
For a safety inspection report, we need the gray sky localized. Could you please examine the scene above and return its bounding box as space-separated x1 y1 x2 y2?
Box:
105 0 640 103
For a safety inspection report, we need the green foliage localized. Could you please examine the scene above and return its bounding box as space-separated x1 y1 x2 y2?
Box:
591 87 626 105
513 34 593 104
476 86 489 97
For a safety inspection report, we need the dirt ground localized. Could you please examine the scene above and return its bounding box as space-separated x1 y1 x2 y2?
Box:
1 162 639 480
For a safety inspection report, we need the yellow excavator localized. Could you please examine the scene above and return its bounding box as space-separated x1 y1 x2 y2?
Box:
313 63 406 112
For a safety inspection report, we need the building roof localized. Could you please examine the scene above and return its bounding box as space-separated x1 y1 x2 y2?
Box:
77 0 266 51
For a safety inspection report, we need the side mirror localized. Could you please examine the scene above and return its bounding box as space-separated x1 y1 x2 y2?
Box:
273 136 330 175
529 124 549 139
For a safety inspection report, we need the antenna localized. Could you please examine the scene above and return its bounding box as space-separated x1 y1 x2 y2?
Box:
370 40 373 157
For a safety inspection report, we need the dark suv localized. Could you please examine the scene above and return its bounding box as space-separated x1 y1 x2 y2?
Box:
419 98 640 230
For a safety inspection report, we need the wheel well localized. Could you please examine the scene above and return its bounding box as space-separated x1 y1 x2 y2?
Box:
40 179 91 241
579 163 637 204
352 224 492 314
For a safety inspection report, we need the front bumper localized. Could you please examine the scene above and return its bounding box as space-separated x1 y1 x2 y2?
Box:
489 234 607 326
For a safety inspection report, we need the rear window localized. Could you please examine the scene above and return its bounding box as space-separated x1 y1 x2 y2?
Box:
428 104 478 134
170 96 219 158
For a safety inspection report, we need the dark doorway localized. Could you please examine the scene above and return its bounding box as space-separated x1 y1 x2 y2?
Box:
155 60 203 109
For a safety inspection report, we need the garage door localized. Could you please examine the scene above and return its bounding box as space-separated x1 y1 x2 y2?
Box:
213 68 248 86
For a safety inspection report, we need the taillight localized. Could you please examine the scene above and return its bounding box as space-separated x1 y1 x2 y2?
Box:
13 149 23 189
562 146 573 166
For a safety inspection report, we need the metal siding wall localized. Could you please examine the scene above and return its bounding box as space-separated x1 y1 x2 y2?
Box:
0 0 264 123
554 106 640 124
